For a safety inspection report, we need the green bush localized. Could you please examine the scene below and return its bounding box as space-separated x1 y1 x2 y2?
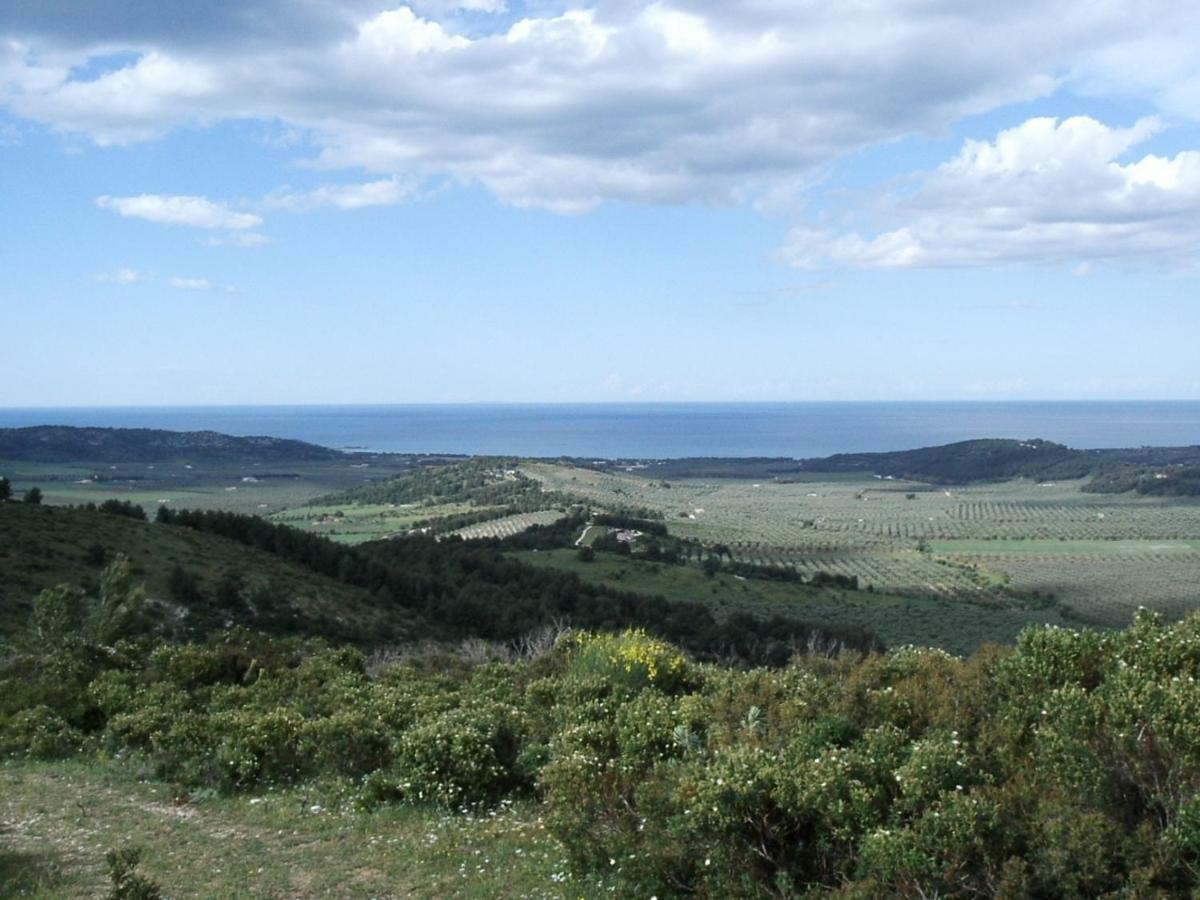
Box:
389 702 529 807
0 705 86 758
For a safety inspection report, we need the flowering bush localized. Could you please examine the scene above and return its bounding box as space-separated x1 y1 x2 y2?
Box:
565 628 688 693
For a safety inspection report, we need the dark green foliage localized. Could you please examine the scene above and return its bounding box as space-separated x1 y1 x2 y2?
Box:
98 499 147 520
1085 464 1200 496
0 424 346 463
105 846 163 900
28 556 153 648
539 615 1200 896
623 441 1200 490
161 506 879 661
167 564 203 605
0 476 10 500
591 513 669 536
804 438 1095 484
0 501 423 645
24 485 43 504
6 578 1200 896
318 458 566 511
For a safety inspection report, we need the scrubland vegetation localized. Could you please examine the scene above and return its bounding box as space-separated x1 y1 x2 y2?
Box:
4 435 1200 896
4 556 1200 896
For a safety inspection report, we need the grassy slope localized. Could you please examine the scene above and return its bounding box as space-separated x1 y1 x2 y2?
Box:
0 502 420 644
513 549 1069 655
269 501 482 544
1 760 592 900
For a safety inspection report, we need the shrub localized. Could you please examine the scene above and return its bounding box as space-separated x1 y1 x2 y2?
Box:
566 628 688 694
0 705 86 758
105 846 164 900
373 702 530 808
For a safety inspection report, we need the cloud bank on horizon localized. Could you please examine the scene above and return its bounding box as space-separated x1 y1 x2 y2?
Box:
4 0 1200 269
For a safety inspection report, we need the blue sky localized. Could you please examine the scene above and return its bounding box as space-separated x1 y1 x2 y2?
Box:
2 1 1200 405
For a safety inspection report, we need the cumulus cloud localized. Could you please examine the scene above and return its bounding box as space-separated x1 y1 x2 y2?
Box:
4 3 1200 213
265 177 419 211
782 116 1200 268
169 276 213 290
96 194 262 230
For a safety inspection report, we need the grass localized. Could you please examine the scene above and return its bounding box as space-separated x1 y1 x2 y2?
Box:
0 760 601 899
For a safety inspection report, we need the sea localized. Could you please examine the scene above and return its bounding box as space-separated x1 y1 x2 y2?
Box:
1 402 1198 459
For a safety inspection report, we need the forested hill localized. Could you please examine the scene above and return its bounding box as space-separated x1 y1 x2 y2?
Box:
633 438 1200 492
797 438 1095 483
797 438 1200 491
0 425 348 463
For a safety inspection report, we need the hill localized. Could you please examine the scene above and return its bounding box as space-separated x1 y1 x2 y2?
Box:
626 439 1200 492
0 425 348 463
796 437 1095 483
1 499 878 662
0 501 422 645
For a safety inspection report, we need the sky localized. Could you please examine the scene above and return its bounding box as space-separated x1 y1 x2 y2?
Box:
2 0 1200 405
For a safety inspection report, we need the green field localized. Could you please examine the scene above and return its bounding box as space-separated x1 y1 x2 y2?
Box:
268 501 481 544
521 462 1200 632
0 457 416 517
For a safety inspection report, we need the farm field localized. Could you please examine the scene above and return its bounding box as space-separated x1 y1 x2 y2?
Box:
514 548 1070 654
452 510 566 540
269 501 481 544
521 462 1200 632
0 458 415 517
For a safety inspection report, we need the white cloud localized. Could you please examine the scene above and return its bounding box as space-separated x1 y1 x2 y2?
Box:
95 267 147 284
410 0 507 14
3 3 1200 213
169 276 213 290
96 194 262 230
204 232 272 247
265 177 419 211
783 116 1200 268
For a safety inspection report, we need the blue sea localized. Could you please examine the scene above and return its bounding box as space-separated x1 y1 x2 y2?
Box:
0 403 1197 459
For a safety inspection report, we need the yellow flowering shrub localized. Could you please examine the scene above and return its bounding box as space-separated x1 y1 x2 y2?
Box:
565 628 688 693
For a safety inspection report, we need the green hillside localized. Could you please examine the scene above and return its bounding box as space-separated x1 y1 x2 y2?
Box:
0 425 351 463
0 502 422 645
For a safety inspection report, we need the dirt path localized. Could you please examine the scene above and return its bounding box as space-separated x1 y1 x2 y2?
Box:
1 762 572 899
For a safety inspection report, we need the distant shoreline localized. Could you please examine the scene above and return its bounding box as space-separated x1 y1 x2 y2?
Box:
0 401 1197 460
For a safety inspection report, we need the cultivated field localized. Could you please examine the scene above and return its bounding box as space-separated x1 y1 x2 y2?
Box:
0 458 414 517
269 501 480 543
452 510 566 540
516 548 1071 655
522 462 1200 632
